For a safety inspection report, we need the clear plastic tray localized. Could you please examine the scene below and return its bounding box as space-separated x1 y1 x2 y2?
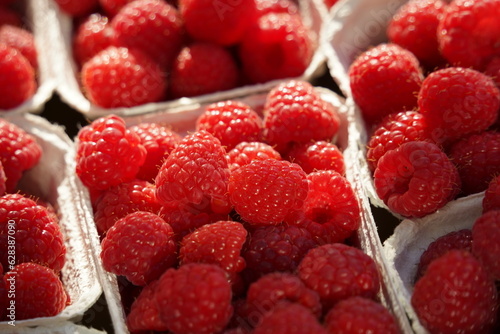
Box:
0 113 101 330
0 0 56 115
46 0 328 119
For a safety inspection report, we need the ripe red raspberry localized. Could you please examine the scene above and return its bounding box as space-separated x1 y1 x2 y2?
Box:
295 170 360 244
3 263 68 320
254 0 299 17
180 221 247 280
483 175 500 213
54 0 99 16
0 194 66 272
128 123 181 182
366 111 434 173
155 263 233 334
438 0 500 70
472 210 500 280
287 141 345 175
0 44 36 110
196 100 263 151
155 130 231 214
298 243 380 309
348 43 423 125
99 0 136 16
0 25 38 70
412 250 498 334
374 141 461 218
325 296 400 334
72 13 117 67
263 81 340 154
81 46 166 108
252 301 327 334
126 279 167 332
93 179 162 234
415 229 472 281
0 118 41 193
101 211 177 286
112 0 184 70
242 223 317 279
448 131 500 195
485 57 500 89
418 67 500 145
227 141 281 172
228 159 308 225
75 115 146 191
0 7 22 27
387 0 447 70
0 162 5 196
170 43 240 98
246 272 322 321
240 13 314 84
179 0 256 46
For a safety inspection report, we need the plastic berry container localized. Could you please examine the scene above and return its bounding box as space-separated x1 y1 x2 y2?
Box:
72 84 407 333
0 113 101 331
0 0 56 115
44 0 329 119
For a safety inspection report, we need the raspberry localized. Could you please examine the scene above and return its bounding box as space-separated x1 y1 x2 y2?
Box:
179 221 247 279
99 0 136 16
287 141 345 175
72 13 117 67
170 43 240 98
418 67 500 145
299 170 361 244
128 123 181 182
254 0 299 17
0 194 66 273
348 43 424 125
252 302 327 334
54 0 99 16
366 111 434 173
242 223 317 279
240 13 314 84
93 179 162 234
0 44 36 110
374 141 461 218
472 210 500 280
448 131 500 195
0 7 22 27
155 130 231 214
126 280 168 332
112 0 184 70
0 162 5 195
0 118 41 192
227 141 281 172
179 0 256 46
387 0 447 70
0 25 37 70
155 263 233 334
411 250 498 334
298 243 380 310
415 229 472 281
3 263 68 320
196 100 263 151
485 56 500 89
228 159 308 225
263 80 340 154
438 0 500 70
246 272 322 321
483 175 500 213
325 296 400 334
75 115 146 191
81 46 166 108
101 211 177 285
